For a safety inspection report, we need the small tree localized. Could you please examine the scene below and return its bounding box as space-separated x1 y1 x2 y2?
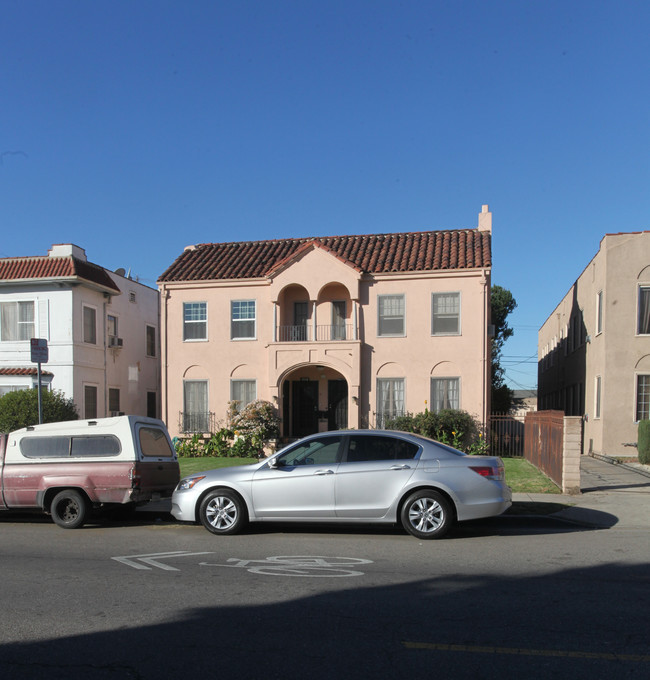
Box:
491 285 517 413
0 389 78 432
638 420 650 465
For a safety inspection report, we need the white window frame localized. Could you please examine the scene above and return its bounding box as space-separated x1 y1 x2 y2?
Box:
376 377 405 427
230 379 257 411
430 377 461 412
83 305 97 345
0 300 35 342
431 292 461 336
637 285 650 336
183 379 210 433
596 290 603 335
231 300 257 340
377 294 405 337
183 302 208 341
635 374 650 422
145 324 156 357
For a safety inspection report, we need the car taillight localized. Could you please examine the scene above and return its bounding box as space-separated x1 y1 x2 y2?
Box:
129 466 141 489
469 464 504 481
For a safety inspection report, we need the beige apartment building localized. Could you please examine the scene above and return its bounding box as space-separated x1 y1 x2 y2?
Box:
159 207 493 441
538 231 650 456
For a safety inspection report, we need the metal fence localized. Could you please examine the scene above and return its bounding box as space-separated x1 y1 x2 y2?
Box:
489 414 526 457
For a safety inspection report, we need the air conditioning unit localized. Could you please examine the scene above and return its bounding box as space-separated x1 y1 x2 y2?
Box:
108 336 124 348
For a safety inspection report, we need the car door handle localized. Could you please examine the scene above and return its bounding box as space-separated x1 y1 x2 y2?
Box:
314 469 334 475
390 464 411 470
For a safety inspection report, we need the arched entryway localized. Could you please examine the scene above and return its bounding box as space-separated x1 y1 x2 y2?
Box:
280 365 348 440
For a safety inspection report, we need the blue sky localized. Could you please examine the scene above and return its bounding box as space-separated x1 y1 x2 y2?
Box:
2 0 649 390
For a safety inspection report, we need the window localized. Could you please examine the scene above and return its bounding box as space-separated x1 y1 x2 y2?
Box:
231 300 256 340
594 376 602 419
108 388 120 413
378 295 405 336
596 291 603 335
20 435 121 459
0 385 28 397
346 435 419 462
183 302 207 341
147 391 157 419
332 301 346 340
432 293 460 335
183 380 209 433
376 378 405 427
83 306 97 344
431 377 460 411
638 287 650 335
84 385 98 419
107 314 118 338
0 301 35 341
278 436 343 466
146 325 156 357
292 302 309 341
230 379 257 410
138 426 175 458
636 375 650 421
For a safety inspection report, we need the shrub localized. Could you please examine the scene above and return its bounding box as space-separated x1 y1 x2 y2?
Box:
0 388 78 432
386 408 485 455
638 420 650 465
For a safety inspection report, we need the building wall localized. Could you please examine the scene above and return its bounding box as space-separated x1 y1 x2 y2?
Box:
538 231 650 456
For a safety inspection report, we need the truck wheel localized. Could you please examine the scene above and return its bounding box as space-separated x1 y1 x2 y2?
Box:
51 490 88 529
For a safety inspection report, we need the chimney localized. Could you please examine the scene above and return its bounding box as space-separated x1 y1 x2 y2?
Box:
478 205 492 232
48 244 87 261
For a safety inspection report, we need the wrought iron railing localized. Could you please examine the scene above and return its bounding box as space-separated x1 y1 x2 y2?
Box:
276 324 354 342
179 411 216 434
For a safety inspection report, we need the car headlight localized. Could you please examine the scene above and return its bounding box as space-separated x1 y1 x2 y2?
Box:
177 475 206 491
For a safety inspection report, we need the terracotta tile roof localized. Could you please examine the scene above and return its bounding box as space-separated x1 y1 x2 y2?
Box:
0 368 53 376
159 229 491 283
0 255 120 293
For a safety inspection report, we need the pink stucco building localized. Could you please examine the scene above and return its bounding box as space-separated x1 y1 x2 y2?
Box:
158 206 493 440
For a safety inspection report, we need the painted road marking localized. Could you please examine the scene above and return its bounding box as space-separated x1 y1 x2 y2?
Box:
403 642 650 663
112 551 214 570
200 555 374 577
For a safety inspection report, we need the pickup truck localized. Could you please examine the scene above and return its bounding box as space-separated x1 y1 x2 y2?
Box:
0 415 180 528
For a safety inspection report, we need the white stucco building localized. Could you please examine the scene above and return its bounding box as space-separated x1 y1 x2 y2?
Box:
0 244 160 419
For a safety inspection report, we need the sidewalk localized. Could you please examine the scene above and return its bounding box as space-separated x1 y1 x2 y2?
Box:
512 454 650 530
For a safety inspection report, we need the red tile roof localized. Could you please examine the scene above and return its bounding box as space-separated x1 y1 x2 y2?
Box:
159 229 491 283
0 368 53 376
0 255 120 293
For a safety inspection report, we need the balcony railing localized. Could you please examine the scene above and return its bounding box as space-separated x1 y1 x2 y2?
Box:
276 324 354 342
179 411 216 434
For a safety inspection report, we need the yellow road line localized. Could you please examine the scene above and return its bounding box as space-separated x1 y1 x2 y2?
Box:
402 642 649 663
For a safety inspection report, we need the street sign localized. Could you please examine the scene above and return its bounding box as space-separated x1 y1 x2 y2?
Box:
30 338 48 364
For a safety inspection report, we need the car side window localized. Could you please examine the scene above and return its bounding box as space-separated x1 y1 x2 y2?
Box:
278 437 342 466
346 435 419 462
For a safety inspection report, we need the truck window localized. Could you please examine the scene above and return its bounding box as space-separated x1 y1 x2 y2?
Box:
20 435 121 458
70 436 121 457
139 426 174 458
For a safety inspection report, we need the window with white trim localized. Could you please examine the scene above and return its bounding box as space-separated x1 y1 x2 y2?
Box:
84 384 98 419
231 300 256 340
376 378 405 427
636 375 650 422
432 293 461 335
594 376 602 419
431 377 460 411
83 306 97 345
638 287 650 335
377 295 405 337
0 301 35 341
183 302 207 341
230 379 257 411
183 380 209 433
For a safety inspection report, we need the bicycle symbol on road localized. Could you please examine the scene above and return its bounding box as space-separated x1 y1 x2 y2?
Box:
200 555 374 577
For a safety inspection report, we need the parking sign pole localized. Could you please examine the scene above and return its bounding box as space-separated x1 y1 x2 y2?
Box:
30 338 48 425
37 361 43 424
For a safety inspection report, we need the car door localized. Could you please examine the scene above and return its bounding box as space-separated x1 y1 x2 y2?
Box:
335 434 420 518
251 435 342 518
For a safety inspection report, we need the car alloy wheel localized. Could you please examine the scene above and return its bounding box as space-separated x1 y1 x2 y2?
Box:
401 490 452 539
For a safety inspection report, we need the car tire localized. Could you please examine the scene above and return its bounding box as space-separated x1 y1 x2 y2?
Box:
199 488 248 535
51 490 89 529
400 490 453 539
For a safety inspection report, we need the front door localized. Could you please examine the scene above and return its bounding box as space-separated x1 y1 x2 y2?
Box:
292 380 319 438
328 380 348 430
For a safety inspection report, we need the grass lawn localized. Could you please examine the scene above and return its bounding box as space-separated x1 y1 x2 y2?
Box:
179 456 561 494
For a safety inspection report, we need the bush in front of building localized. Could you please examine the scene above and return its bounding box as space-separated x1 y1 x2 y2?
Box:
0 388 78 433
637 420 650 465
386 409 487 454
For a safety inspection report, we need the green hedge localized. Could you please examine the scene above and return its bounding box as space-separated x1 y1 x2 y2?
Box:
638 420 650 465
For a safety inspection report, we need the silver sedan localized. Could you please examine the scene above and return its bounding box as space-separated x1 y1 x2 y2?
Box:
171 430 512 539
